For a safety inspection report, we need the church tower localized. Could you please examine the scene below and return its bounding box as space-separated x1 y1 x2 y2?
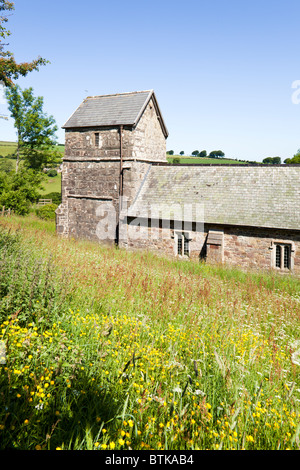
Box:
56 90 168 244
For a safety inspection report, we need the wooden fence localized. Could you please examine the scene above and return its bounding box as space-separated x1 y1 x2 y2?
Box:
37 199 52 206
0 206 14 217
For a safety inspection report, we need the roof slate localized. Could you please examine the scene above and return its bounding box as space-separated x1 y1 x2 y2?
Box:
63 90 161 130
127 165 300 231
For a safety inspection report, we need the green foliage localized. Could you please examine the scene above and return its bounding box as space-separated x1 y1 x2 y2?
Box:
0 158 13 173
209 150 225 158
5 85 60 170
263 156 281 164
0 228 69 326
47 169 57 177
0 1 48 87
284 151 300 164
191 150 199 156
0 169 44 215
166 150 174 155
35 203 58 220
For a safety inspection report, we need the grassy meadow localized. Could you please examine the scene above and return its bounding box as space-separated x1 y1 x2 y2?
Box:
0 214 300 450
167 155 248 164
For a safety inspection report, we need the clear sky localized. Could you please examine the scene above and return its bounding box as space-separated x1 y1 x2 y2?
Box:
1 0 300 162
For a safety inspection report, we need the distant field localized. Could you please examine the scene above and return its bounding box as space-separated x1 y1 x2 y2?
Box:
0 141 65 158
1 141 251 165
167 155 248 164
40 173 62 194
0 141 18 157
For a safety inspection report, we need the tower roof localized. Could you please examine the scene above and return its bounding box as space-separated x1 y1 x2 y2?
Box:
62 90 168 137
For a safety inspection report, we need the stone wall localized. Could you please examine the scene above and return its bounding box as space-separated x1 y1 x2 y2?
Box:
119 218 300 274
131 98 167 162
222 225 300 272
64 127 132 160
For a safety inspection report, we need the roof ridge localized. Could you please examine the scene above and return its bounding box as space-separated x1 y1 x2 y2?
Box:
85 90 153 100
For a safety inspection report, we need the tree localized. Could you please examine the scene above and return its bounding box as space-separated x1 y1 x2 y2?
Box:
191 150 199 156
199 150 207 158
167 150 174 155
0 168 45 214
284 150 300 164
209 150 225 158
262 156 281 164
179 151 184 156
0 1 48 87
5 85 60 171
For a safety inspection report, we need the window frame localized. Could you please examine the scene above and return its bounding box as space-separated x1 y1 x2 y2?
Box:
175 231 190 257
271 240 294 271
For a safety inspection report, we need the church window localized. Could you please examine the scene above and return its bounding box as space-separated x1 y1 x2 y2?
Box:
274 243 291 270
176 232 190 257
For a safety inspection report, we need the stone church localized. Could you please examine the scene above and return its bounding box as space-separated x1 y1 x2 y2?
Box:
56 89 300 274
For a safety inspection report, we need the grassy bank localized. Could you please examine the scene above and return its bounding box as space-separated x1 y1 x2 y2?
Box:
0 215 300 450
167 156 248 164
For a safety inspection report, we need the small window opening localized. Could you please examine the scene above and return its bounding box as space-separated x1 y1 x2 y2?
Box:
176 233 190 257
95 132 99 147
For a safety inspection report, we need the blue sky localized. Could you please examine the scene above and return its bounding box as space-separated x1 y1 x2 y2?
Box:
1 0 300 162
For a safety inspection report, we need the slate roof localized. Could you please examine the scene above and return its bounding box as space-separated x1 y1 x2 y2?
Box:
127 165 300 231
62 90 168 137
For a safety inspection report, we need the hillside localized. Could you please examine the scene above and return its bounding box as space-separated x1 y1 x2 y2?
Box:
0 214 300 450
167 155 249 164
1 141 253 165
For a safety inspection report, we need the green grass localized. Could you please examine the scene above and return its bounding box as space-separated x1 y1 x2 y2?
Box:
167 155 249 164
0 141 18 158
40 173 61 194
0 214 300 450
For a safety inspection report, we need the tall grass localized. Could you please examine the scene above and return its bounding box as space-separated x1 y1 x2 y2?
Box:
0 215 300 450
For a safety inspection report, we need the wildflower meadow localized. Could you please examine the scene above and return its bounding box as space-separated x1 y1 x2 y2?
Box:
0 215 300 450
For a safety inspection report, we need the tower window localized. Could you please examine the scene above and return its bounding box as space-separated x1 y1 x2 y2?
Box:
95 132 99 147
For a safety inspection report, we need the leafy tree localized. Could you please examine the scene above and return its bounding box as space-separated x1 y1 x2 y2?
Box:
179 151 184 156
191 150 199 156
0 168 45 214
284 150 300 164
263 156 281 164
5 85 60 171
209 150 225 158
199 150 207 158
167 150 174 155
0 1 48 87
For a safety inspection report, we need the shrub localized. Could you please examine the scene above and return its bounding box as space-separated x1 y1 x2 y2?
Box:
47 169 58 177
35 203 58 220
